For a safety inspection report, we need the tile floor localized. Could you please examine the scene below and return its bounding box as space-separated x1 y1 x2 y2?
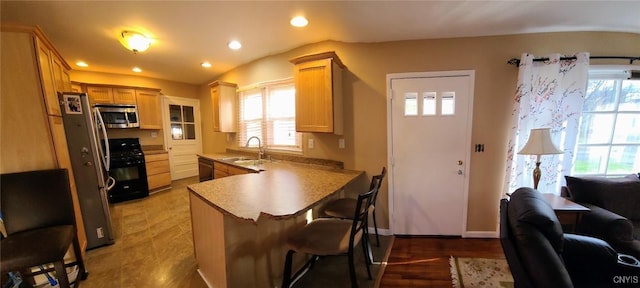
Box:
81 176 207 288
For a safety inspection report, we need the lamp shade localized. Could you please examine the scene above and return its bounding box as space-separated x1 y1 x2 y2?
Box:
120 30 150 53
518 128 563 155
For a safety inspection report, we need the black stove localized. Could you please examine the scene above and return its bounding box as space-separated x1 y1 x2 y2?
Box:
107 138 149 203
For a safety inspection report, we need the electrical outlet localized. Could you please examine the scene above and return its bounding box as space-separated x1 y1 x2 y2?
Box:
151 132 158 138
97 227 104 238
308 138 314 149
339 138 345 149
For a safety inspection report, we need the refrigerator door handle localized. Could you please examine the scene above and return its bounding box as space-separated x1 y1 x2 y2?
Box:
94 107 111 171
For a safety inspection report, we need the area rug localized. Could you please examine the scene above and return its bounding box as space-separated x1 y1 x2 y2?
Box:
449 256 514 288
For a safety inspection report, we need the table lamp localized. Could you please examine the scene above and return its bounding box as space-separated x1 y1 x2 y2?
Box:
518 128 563 190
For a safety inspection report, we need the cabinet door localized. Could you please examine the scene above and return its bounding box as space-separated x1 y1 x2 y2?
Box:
136 89 162 129
86 86 114 105
294 58 334 133
51 56 71 94
209 82 238 132
113 88 137 104
35 38 61 116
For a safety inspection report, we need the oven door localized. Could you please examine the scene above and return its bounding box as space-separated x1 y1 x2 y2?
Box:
108 160 149 203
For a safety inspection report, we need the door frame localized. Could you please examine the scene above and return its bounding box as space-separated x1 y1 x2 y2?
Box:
386 70 475 237
161 95 202 180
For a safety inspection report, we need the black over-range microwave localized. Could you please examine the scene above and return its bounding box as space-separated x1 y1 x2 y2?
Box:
94 104 140 128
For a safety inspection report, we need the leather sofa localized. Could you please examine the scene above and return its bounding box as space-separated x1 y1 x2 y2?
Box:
561 174 640 259
500 187 640 288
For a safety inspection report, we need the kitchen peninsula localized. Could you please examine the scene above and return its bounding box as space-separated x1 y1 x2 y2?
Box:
188 156 363 288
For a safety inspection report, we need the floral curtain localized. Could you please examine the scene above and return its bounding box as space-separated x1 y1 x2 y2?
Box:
503 52 590 195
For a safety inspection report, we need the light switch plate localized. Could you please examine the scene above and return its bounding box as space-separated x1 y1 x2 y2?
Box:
151 132 158 138
339 138 345 149
308 138 314 149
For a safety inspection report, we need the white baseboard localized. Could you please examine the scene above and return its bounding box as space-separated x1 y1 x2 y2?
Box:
368 227 392 236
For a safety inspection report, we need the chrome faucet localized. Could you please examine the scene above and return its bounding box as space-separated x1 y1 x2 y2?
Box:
245 136 264 160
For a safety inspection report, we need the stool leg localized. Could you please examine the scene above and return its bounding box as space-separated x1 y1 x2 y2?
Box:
282 250 295 288
361 237 372 280
373 209 380 247
54 260 70 288
348 248 358 288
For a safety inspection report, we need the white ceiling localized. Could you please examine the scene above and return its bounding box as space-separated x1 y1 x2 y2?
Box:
2 1 639 85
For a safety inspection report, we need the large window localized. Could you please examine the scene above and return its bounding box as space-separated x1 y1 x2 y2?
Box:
572 69 640 176
238 79 302 152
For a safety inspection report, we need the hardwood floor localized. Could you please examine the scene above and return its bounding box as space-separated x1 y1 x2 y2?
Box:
379 236 504 287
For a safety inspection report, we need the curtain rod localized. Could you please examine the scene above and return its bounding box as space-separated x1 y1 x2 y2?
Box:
507 56 640 67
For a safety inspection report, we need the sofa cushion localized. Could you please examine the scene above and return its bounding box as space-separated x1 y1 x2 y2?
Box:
509 187 564 253
565 174 640 221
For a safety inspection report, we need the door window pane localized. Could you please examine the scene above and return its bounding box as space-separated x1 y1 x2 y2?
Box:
422 92 436 116
578 114 614 144
183 106 194 122
404 92 418 116
171 123 183 140
184 123 195 140
607 146 640 174
584 80 617 112
573 146 609 174
441 92 455 115
169 105 182 122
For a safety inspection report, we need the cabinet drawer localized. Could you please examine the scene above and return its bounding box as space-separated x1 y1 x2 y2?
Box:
148 172 171 190
145 153 169 162
146 159 170 175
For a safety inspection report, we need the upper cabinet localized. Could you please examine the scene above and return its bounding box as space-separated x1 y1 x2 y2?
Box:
209 81 238 132
81 84 162 130
85 85 136 106
136 89 162 129
34 35 72 117
290 51 344 135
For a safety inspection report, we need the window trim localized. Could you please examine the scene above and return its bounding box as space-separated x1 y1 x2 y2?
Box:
237 78 302 154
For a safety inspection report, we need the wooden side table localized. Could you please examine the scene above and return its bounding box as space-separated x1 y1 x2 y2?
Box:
541 193 590 232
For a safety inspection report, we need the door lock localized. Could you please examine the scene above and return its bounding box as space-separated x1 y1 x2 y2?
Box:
457 160 463 165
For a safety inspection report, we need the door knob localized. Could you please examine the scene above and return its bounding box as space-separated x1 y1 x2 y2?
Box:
457 160 463 165
458 170 463 175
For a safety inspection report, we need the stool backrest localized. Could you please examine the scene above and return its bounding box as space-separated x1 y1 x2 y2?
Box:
369 167 386 206
0 168 75 236
349 187 376 245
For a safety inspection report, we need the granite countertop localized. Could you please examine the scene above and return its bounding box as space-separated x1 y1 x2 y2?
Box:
188 158 363 223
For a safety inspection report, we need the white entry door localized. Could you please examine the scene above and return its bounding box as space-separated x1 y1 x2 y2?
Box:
163 96 202 180
389 71 474 235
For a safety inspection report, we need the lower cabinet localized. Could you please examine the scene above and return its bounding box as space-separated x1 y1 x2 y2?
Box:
145 152 171 191
198 157 254 182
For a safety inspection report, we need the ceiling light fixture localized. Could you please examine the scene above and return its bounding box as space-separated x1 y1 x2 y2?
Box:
76 61 88 67
120 30 151 53
228 40 242 50
132 67 142 73
201 62 212 68
290 16 308 27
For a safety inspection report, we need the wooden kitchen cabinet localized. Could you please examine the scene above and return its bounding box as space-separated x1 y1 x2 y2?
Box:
145 152 171 191
213 161 251 179
136 89 162 129
1 24 87 258
85 85 137 106
35 35 71 117
290 51 344 134
209 81 238 132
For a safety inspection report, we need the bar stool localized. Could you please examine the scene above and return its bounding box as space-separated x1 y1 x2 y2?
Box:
281 187 377 288
319 167 386 247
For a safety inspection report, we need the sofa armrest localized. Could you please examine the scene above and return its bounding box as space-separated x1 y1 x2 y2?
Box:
577 203 635 243
562 234 620 286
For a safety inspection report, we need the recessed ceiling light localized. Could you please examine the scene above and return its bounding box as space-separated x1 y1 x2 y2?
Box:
76 61 88 67
201 62 212 68
290 16 308 27
228 40 242 50
132 67 142 73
